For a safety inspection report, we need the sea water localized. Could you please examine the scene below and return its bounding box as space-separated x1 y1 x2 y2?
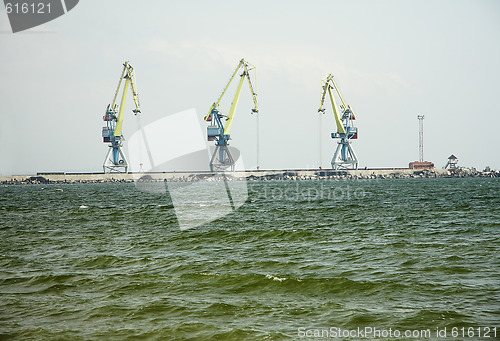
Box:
1 178 499 339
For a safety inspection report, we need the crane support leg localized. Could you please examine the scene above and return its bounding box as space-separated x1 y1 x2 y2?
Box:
331 139 358 170
103 145 128 173
210 144 235 172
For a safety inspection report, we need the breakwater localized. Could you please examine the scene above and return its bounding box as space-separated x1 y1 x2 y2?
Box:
1 167 498 185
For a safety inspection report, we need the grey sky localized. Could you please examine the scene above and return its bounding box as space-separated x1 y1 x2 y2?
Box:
1 0 499 175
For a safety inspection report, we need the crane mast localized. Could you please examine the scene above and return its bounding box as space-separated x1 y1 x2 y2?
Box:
318 74 358 170
205 59 258 172
102 61 141 173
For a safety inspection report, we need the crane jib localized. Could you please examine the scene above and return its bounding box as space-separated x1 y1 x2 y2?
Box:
114 77 130 137
223 72 246 135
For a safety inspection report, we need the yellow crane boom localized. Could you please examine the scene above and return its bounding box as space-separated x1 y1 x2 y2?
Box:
110 61 141 137
319 74 345 134
205 59 259 135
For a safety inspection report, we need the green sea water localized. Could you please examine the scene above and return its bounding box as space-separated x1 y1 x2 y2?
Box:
1 178 499 340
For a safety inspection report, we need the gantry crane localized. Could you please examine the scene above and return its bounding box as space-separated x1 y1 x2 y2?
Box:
204 59 259 172
101 61 141 173
318 74 358 169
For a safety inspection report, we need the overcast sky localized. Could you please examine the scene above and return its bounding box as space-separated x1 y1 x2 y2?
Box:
1 0 499 175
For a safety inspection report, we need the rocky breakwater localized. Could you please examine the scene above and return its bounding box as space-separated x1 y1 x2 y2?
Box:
245 168 499 181
1 167 499 185
0 174 133 185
